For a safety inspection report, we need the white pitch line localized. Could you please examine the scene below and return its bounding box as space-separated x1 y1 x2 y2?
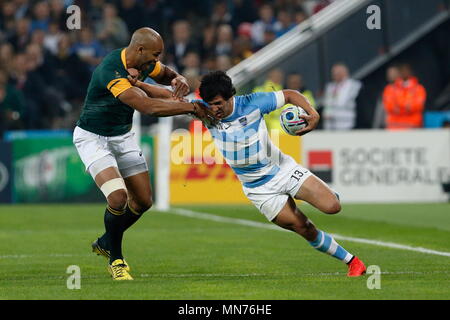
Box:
139 270 450 278
168 208 450 258
0 253 87 260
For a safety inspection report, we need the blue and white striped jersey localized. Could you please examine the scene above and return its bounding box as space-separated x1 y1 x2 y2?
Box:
205 91 288 188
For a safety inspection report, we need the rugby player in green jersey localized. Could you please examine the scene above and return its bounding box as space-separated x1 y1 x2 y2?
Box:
73 28 213 280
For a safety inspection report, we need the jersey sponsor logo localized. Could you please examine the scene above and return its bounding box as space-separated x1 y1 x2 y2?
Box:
239 117 248 127
308 150 333 183
215 122 231 130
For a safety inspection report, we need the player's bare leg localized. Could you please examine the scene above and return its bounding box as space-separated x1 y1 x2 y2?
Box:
273 197 366 276
294 175 341 214
273 197 318 241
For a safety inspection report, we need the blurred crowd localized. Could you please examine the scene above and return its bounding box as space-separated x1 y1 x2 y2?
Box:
257 62 428 133
1 0 431 137
0 0 335 137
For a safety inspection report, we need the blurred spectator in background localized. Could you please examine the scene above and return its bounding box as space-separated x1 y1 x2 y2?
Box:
274 9 295 38
200 23 216 60
216 54 232 71
72 27 105 72
294 9 308 25
286 73 316 108
117 0 147 34
202 55 217 74
49 34 90 105
86 0 105 23
372 65 401 128
43 21 62 55
167 20 198 72
49 0 67 31
383 63 426 130
253 68 284 131
182 51 201 76
9 17 31 52
25 42 52 84
9 52 46 128
0 43 14 74
231 23 253 65
95 3 129 52
14 0 31 20
211 1 232 27
0 69 26 132
231 0 258 30
251 4 275 48
253 68 284 93
215 24 233 57
322 63 362 130
30 1 51 32
253 26 276 51
1 1 17 40
0 0 326 133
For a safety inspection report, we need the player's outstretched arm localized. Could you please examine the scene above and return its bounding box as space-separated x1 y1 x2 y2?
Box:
118 86 213 120
152 63 189 98
283 89 320 136
127 77 174 99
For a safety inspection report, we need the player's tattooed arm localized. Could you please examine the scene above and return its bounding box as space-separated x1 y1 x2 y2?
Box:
118 86 214 121
282 89 320 136
152 64 190 98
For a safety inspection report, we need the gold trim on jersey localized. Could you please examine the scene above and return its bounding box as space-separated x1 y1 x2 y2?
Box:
149 61 162 78
107 78 132 97
121 48 128 69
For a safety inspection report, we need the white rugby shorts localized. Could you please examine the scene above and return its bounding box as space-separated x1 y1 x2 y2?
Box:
73 126 148 179
242 156 312 221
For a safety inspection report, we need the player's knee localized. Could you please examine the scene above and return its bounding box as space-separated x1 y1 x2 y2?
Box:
323 200 341 214
133 196 153 213
107 189 128 210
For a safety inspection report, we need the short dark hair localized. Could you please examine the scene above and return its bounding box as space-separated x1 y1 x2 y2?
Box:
199 71 236 102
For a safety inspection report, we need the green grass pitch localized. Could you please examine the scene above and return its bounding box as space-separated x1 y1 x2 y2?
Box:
0 202 449 300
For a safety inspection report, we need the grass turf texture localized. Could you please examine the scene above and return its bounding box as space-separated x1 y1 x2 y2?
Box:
0 203 449 300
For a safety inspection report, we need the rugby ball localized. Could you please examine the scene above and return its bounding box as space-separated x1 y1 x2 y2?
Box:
280 106 308 135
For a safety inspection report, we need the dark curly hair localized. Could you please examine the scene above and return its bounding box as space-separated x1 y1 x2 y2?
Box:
199 71 236 102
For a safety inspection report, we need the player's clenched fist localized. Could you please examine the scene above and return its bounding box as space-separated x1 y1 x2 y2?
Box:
171 76 190 98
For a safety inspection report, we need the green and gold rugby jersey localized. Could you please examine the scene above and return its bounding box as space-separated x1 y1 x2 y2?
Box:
77 48 162 136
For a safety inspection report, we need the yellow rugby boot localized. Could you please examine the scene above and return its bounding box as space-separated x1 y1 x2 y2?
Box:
108 259 133 281
92 238 130 272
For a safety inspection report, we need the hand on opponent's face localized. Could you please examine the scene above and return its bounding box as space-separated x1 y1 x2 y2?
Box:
191 100 218 127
